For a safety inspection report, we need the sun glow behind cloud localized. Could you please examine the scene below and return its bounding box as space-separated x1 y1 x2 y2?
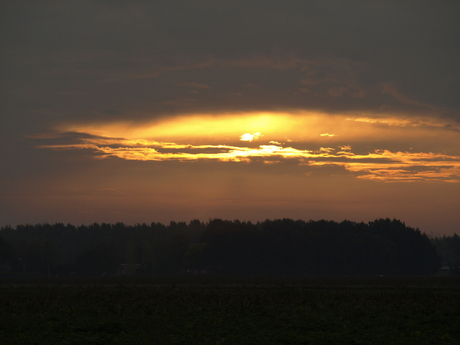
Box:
40 111 460 182
240 132 262 142
56 113 307 144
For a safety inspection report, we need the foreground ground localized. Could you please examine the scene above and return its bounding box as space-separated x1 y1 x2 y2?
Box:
1 276 459 344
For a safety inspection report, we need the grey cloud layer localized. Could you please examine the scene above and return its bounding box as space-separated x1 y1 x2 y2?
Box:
1 0 459 129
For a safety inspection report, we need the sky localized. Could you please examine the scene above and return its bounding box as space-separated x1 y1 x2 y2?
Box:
1 0 459 235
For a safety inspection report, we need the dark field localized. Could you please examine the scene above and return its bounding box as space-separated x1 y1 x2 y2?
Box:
1 276 460 344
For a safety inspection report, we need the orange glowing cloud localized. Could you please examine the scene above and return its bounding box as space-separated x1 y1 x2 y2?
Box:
54 111 460 145
54 112 346 144
40 111 460 182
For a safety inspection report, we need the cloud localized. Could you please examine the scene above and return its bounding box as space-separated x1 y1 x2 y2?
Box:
319 147 335 153
346 116 460 130
37 111 460 183
327 87 348 97
3 1 458 127
39 134 460 182
381 83 444 111
177 82 210 89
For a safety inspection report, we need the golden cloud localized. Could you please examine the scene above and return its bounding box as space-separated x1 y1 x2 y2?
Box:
40 111 460 182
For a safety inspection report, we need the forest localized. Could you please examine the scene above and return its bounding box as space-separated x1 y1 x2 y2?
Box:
0 218 457 277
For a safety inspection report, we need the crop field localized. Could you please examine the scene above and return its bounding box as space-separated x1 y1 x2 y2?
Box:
1 276 459 344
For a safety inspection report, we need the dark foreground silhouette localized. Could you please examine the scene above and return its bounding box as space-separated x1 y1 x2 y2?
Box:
0 218 451 276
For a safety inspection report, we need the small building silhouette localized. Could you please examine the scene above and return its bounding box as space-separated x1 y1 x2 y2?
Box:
437 266 460 276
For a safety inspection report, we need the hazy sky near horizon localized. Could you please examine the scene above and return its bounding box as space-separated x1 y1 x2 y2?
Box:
1 1 459 235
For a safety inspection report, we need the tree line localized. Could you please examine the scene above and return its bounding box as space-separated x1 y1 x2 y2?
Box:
0 218 451 277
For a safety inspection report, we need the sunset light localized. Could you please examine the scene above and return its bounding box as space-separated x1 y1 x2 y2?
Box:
2 1 460 235
3 6 460 340
240 132 262 142
38 111 460 183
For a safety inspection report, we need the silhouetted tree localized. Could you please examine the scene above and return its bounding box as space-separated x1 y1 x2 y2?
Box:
0 235 17 272
75 242 120 275
0 218 441 276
